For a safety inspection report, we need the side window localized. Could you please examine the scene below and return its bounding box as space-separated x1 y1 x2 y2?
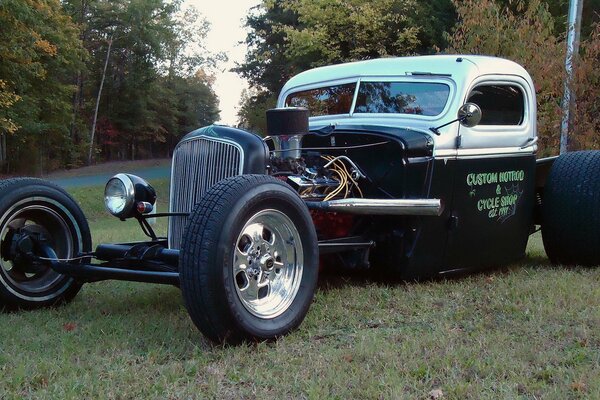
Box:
285 83 356 116
467 84 524 125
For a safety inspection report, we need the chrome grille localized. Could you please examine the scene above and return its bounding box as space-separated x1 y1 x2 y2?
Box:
168 136 243 249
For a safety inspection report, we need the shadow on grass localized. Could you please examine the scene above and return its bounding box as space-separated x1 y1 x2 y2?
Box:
78 281 183 314
315 250 557 292
69 282 214 348
65 250 563 319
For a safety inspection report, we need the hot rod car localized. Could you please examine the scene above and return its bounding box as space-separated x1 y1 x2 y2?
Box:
1 55 599 344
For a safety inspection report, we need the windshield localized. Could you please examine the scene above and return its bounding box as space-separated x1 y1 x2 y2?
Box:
285 83 356 116
285 81 450 117
355 82 450 116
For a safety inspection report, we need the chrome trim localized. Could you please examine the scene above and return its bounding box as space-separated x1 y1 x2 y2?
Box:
434 146 537 160
455 147 535 157
168 135 244 249
433 149 456 158
307 198 443 216
407 156 433 163
232 209 303 319
520 137 538 149
105 173 135 218
537 155 559 163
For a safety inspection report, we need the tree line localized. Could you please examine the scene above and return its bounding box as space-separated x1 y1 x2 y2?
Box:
1 0 598 174
236 0 600 156
0 0 221 174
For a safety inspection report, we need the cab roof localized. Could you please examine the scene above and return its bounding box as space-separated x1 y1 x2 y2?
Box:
279 55 530 96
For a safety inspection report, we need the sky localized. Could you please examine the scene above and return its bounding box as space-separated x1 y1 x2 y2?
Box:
184 0 261 126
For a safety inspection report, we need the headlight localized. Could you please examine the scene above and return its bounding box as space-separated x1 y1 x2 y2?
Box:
104 173 156 219
104 174 135 218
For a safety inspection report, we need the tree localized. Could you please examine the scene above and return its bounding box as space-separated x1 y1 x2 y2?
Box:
0 0 86 172
0 0 221 171
66 0 222 162
0 81 20 135
447 0 600 155
495 0 600 37
237 89 276 134
162 6 226 78
235 1 302 96
280 0 453 65
235 0 455 132
571 24 600 150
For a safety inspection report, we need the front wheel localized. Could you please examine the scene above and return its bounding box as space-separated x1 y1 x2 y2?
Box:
0 178 91 309
180 175 319 344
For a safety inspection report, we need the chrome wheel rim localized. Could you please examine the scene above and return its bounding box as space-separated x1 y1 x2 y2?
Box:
0 203 74 295
232 209 303 319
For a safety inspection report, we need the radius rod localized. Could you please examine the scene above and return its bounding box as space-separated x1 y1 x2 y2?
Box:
37 243 179 285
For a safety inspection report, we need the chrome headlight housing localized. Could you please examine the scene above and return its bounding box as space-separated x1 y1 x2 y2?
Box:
104 173 156 219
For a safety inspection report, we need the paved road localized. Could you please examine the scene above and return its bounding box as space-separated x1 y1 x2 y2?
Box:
49 165 171 188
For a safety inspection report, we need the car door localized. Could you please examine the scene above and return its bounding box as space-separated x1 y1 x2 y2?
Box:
444 75 537 270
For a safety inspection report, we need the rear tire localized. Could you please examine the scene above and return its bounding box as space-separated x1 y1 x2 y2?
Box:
180 175 319 344
541 151 600 266
0 178 91 309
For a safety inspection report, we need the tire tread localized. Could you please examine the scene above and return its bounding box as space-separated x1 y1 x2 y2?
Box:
541 151 600 265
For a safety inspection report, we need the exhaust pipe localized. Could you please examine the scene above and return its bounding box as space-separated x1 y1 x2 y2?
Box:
306 198 443 216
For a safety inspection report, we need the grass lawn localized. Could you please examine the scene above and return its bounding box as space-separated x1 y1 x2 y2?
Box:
0 179 599 399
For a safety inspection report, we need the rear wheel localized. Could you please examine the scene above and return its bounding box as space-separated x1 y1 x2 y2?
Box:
541 151 600 266
180 175 319 344
0 178 91 309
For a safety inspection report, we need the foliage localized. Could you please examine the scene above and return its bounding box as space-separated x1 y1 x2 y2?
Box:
0 0 221 172
448 0 600 155
237 89 277 135
495 0 600 37
68 0 223 162
154 71 220 155
162 6 226 78
0 0 86 172
235 1 302 95
235 0 455 133
0 81 20 134
572 24 600 150
280 0 451 65
234 1 301 133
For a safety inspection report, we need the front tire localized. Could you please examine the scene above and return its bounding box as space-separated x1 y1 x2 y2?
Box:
180 175 319 344
541 151 600 266
0 178 91 309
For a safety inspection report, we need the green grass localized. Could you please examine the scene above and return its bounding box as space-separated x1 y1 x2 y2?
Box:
1 180 599 399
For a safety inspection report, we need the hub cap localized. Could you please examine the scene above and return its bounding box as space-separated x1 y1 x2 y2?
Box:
0 203 73 294
232 209 303 319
